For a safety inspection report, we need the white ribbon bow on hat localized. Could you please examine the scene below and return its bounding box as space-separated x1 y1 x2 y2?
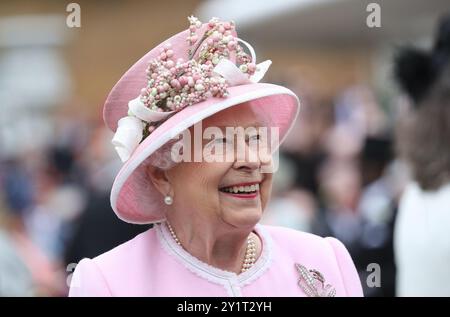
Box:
112 38 272 163
112 116 144 162
213 38 272 86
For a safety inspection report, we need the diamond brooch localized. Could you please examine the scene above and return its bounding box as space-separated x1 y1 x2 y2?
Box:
295 263 336 297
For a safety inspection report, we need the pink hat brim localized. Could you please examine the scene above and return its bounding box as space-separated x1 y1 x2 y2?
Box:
111 82 299 224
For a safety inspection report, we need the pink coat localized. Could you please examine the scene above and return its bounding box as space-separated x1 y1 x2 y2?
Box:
68 223 363 297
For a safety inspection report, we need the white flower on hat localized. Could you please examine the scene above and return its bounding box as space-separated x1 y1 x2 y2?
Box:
111 115 144 162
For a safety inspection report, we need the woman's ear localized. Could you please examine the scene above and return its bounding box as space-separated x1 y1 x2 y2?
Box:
146 165 173 196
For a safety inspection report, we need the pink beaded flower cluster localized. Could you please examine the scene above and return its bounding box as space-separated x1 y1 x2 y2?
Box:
139 16 256 136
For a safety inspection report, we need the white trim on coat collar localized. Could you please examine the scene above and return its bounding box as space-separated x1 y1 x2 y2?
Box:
155 222 273 296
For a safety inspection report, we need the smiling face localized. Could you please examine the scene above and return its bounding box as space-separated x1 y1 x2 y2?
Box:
161 104 274 230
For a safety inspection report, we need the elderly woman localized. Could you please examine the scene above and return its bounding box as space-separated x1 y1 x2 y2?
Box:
69 16 362 297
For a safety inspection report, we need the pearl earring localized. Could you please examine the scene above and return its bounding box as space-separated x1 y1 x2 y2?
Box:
164 195 173 205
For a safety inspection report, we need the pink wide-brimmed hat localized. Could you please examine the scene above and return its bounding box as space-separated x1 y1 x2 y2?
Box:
103 16 300 224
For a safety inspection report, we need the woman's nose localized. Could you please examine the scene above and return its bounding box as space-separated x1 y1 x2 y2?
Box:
232 142 262 171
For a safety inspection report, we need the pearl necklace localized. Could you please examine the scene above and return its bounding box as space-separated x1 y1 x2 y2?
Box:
166 221 257 273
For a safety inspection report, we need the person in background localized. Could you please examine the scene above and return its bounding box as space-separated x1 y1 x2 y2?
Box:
0 159 65 296
393 13 450 296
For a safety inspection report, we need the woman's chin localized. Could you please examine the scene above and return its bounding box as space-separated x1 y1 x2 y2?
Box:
221 207 263 228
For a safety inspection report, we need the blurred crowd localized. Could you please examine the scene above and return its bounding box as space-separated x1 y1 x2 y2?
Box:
262 83 404 297
0 115 150 296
